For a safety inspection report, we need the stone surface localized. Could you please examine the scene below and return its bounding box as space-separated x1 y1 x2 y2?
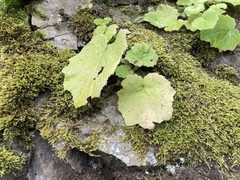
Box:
31 0 87 50
0 132 87 180
75 94 158 166
208 51 240 74
51 94 158 168
28 132 91 180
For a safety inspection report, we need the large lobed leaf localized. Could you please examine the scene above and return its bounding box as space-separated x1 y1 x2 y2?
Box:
144 5 184 31
184 2 205 16
117 73 176 130
125 43 159 67
200 15 240 51
189 3 226 30
62 25 127 107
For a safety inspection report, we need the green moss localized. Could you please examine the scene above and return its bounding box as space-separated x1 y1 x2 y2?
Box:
0 145 24 177
0 9 75 175
37 83 104 158
213 64 239 85
1 0 22 11
122 22 240 175
69 8 105 42
159 30 217 67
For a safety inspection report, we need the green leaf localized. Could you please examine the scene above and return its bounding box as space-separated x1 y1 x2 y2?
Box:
115 64 134 78
177 0 195 6
117 73 176 130
125 43 158 67
94 17 112 26
62 26 127 107
177 0 207 6
200 15 240 51
185 3 227 30
93 24 118 41
144 5 184 31
184 2 205 16
191 11 219 30
185 13 201 31
207 3 227 15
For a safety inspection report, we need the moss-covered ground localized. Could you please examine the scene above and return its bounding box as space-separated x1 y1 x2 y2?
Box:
0 2 240 178
0 9 75 175
125 25 240 173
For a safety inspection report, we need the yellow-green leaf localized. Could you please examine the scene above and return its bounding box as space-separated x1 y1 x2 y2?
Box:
117 73 176 130
62 26 127 107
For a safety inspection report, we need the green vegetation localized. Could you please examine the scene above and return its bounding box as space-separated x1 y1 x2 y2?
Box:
125 42 159 67
63 18 176 130
124 23 240 175
143 0 240 51
0 145 24 176
0 1 240 178
115 64 134 78
62 19 127 108
0 9 74 176
117 73 175 130
1 0 29 11
213 64 239 84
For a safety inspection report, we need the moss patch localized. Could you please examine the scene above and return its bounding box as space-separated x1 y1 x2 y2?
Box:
37 84 102 158
0 9 75 175
69 7 107 43
213 64 239 85
123 23 240 174
0 145 24 177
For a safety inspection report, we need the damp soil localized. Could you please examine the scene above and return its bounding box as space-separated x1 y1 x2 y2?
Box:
65 161 239 180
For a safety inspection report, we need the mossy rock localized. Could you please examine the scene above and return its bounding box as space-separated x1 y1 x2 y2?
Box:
0 145 24 176
213 64 239 85
125 23 240 172
1 3 240 178
0 9 75 176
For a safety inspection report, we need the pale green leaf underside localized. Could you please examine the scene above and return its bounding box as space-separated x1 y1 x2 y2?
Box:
191 11 219 30
94 17 111 26
177 0 195 6
200 15 240 51
184 3 205 16
62 26 127 107
115 64 134 78
177 0 207 5
125 43 158 67
144 5 184 31
185 3 226 31
117 73 176 130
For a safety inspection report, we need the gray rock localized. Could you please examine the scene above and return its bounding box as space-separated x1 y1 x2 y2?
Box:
51 95 157 169
28 132 89 180
31 0 87 50
208 51 240 74
62 94 158 167
52 33 78 50
0 141 29 180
